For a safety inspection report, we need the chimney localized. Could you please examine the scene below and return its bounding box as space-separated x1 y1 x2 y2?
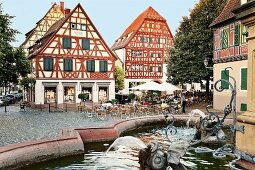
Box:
65 8 71 14
60 1 65 13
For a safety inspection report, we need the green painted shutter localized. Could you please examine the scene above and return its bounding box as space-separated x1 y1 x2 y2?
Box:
221 70 229 89
241 68 247 90
87 60 95 72
63 38 71 49
150 66 153 72
234 25 240 46
64 59 72 71
149 38 153 43
44 58 53 71
99 60 107 72
82 39 90 50
240 103 247 111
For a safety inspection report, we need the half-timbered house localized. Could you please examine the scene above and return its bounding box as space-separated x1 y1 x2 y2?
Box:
22 2 116 107
112 6 173 93
210 0 248 111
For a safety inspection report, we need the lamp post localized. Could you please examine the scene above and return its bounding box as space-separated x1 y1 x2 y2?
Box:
204 57 213 103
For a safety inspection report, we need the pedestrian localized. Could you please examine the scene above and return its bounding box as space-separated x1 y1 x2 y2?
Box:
181 93 186 113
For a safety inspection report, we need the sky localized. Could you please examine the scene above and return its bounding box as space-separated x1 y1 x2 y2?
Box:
2 0 199 47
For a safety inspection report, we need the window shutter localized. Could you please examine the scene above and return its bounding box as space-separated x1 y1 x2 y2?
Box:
149 38 153 43
241 68 247 90
240 103 247 111
82 39 90 50
63 38 71 49
234 25 240 46
64 59 72 71
221 70 229 89
44 58 53 71
150 66 153 72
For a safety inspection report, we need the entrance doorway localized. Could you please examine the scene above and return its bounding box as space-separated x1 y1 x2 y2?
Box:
44 87 57 103
81 87 92 101
98 87 108 103
64 86 75 103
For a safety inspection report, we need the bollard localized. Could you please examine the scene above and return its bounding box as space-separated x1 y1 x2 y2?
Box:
49 103 51 112
65 103 67 112
4 102 7 112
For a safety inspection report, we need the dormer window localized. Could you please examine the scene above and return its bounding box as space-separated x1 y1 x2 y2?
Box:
70 22 77 30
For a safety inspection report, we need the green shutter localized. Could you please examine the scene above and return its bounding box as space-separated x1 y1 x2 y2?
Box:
100 60 107 72
150 66 153 72
240 103 247 111
158 38 161 44
44 58 53 71
234 25 240 46
149 38 153 43
221 70 229 89
221 28 229 49
87 60 95 72
64 59 72 71
63 38 71 49
241 68 247 90
82 39 90 50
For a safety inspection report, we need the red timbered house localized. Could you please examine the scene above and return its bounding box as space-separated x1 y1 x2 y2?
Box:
22 2 116 107
210 0 248 111
112 6 173 93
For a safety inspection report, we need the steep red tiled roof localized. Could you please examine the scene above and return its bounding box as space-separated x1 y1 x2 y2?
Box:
210 0 240 27
112 6 166 50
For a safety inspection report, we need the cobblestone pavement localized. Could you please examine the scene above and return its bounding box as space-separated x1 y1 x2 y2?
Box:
0 104 119 147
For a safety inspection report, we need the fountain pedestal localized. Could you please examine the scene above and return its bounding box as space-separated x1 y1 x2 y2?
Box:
233 2 255 164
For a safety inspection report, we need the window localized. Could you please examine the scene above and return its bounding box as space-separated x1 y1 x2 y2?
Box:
86 60 95 72
220 27 229 49
240 103 247 111
80 24 86 31
63 38 71 49
131 50 143 57
221 70 229 89
150 66 153 72
241 68 247 90
82 39 90 50
44 58 53 71
64 59 72 72
70 22 77 30
149 37 153 43
131 64 142 71
158 38 161 44
158 66 161 72
234 25 240 46
99 60 107 72
241 25 248 44
140 37 148 43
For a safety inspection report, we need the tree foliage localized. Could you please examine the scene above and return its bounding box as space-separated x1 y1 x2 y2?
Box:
0 4 31 87
114 66 125 92
167 0 227 85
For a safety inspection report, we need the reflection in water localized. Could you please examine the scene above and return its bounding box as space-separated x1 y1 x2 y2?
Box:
23 127 241 170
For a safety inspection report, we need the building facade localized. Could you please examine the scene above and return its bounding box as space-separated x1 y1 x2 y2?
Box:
210 0 248 112
112 7 173 93
22 2 116 107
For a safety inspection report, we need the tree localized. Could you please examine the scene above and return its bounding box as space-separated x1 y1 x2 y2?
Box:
114 66 125 92
0 4 31 93
167 0 227 97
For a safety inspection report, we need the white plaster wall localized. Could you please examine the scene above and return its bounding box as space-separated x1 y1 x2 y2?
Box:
114 48 125 64
34 80 44 104
213 60 247 111
162 64 168 82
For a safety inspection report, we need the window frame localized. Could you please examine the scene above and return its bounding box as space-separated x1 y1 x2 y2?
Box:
70 22 77 30
80 24 86 31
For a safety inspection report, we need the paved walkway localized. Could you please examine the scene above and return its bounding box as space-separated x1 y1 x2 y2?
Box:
0 102 235 147
0 104 118 147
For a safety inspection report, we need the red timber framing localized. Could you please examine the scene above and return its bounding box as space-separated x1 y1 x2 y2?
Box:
28 3 116 80
21 3 65 51
112 6 173 79
210 0 248 63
